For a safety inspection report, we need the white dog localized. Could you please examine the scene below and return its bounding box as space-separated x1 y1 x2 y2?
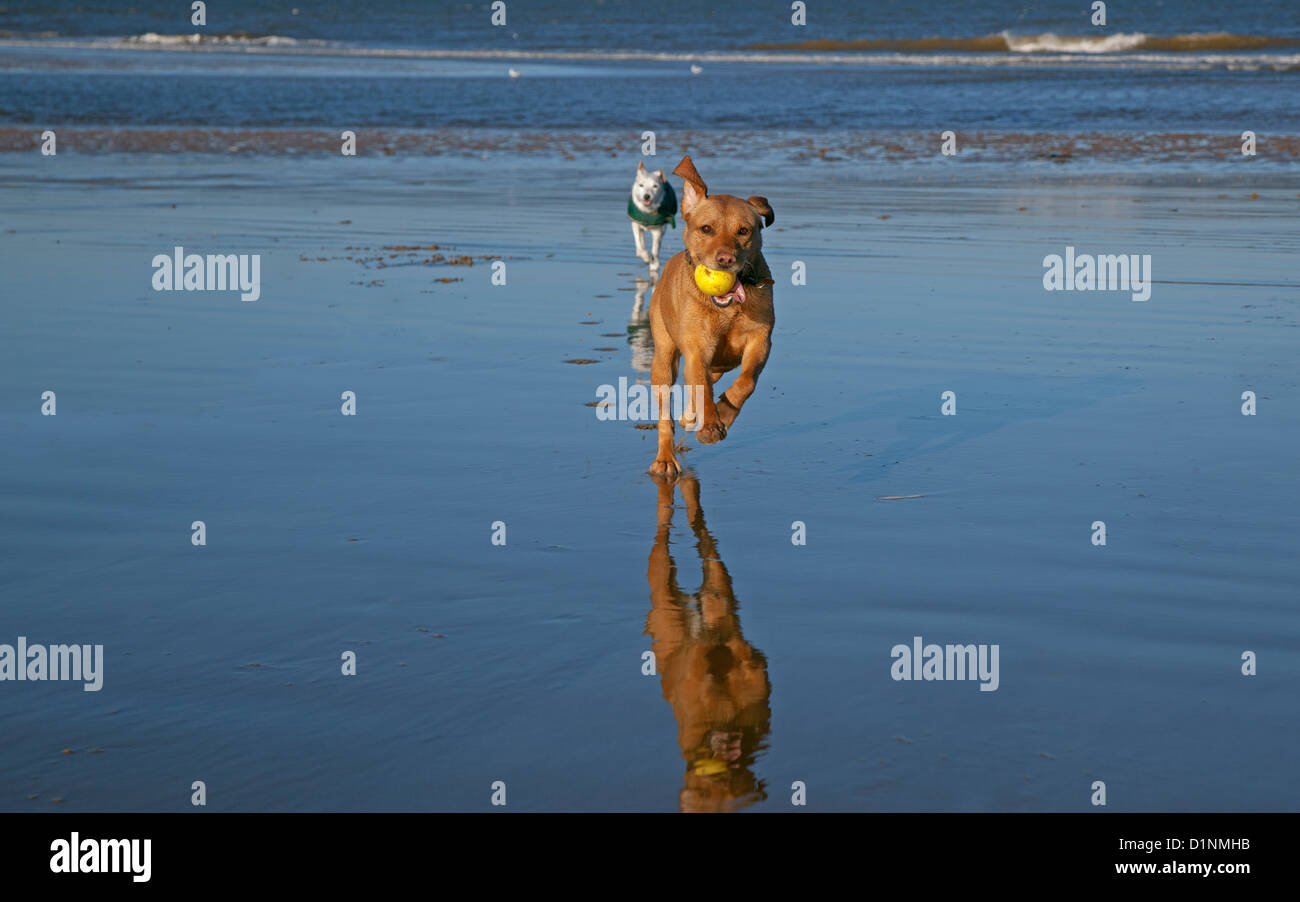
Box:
628 161 677 270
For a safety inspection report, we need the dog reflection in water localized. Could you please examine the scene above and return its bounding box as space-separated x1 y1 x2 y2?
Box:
646 475 771 812
628 273 655 381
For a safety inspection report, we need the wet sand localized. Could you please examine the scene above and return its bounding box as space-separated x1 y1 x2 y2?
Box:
1 150 1297 811
5 125 1300 165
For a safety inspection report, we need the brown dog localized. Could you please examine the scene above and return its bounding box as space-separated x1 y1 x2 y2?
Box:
648 156 775 479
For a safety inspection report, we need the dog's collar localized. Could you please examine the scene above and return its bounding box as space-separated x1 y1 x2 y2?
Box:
684 248 764 287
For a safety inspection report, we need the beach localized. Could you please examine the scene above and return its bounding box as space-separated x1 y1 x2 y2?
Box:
2 0 1299 813
2 144 1297 810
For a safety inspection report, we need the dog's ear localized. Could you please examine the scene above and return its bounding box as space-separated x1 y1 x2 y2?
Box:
673 155 709 216
652 170 665 180
637 160 646 173
747 196 775 227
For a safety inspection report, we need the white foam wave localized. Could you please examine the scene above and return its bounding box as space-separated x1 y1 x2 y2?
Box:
1002 31 1149 53
1 36 1297 73
126 32 322 47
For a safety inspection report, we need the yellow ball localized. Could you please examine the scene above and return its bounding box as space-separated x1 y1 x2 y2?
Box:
693 758 729 777
694 264 736 296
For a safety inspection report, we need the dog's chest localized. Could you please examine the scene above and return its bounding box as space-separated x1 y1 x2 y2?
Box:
709 301 770 367
710 332 747 370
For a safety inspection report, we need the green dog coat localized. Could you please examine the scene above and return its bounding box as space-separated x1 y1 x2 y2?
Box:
627 183 677 228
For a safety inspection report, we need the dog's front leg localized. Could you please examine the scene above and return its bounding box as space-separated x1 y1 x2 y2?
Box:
647 478 680 602
631 221 651 263
649 345 682 480
648 227 663 269
681 353 725 444
715 334 770 430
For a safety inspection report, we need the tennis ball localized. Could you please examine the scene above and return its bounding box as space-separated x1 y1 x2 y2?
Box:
694 264 736 296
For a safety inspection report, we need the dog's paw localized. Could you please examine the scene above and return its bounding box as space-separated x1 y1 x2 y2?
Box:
716 396 739 429
635 250 653 263
649 457 682 481
696 419 727 445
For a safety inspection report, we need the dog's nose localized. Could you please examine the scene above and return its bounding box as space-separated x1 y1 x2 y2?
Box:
714 251 736 268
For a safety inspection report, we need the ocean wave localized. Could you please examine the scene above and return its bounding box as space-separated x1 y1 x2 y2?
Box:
2 35 1299 73
1004 32 1148 53
745 31 1300 54
4 29 1298 57
124 32 330 47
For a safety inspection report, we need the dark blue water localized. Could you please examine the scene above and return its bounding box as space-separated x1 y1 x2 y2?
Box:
4 56 1298 132
5 0 1300 50
2 0 1299 132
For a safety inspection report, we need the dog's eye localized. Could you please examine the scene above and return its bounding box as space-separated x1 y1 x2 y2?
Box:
737 227 750 236
700 224 714 234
